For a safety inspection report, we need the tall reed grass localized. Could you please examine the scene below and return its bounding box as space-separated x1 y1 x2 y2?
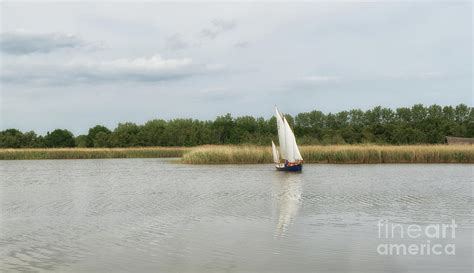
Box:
0 147 189 160
1 145 472 163
180 145 474 164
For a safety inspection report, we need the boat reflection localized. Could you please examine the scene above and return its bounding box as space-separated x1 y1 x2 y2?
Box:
273 174 302 237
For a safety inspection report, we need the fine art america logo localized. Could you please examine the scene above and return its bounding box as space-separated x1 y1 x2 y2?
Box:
376 219 457 256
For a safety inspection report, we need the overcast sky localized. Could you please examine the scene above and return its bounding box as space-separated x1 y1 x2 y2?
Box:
1 1 472 135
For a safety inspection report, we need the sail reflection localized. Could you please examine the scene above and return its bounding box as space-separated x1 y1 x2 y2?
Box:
273 174 302 236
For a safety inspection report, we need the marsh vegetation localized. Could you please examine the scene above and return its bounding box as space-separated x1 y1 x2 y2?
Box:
180 145 474 164
0 147 189 160
2 145 472 163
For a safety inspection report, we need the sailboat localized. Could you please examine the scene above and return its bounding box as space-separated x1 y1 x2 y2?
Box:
272 107 303 172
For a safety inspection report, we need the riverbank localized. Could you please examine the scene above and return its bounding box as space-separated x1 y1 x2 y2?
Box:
1 145 473 163
0 147 189 160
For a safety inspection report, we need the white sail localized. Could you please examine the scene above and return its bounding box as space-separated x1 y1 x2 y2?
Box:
283 117 295 162
271 140 280 164
275 107 287 159
283 117 303 162
293 139 303 161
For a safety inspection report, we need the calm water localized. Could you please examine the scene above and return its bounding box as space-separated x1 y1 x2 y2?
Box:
0 159 472 273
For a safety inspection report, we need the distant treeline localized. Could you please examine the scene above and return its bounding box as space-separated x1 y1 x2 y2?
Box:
1 104 472 148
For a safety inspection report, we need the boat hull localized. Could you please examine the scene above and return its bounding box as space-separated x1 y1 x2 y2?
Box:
275 163 303 172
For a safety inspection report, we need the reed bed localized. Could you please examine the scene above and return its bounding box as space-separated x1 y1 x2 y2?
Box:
1 145 473 163
0 147 189 160
180 145 474 164
180 145 271 164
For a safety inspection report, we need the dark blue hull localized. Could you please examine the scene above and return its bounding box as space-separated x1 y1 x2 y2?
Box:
276 163 303 172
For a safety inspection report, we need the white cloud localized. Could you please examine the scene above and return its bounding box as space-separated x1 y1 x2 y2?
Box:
2 54 216 85
98 55 192 71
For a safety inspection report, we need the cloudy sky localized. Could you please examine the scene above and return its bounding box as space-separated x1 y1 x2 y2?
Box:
1 1 472 134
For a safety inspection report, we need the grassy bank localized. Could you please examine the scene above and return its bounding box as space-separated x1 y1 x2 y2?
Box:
180 145 474 164
1 145 473 163
0 147 189 160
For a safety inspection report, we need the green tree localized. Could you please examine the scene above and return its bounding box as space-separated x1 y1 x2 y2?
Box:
94 132 111 147
1 103 472 148
0 129 24 148
137 119 167 146
44 129 75 147
87 125 111 147
109 123 140 147
75 135 88 147
213 114 235 144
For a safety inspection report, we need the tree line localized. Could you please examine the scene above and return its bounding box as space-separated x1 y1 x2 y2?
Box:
1 104 472 148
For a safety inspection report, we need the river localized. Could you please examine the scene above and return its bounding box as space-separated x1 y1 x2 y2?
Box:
1 159 472 272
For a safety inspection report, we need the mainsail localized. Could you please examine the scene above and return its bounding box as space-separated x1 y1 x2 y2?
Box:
271 141 280 164
284 117 295 162
275 107 287 159
275 107 303 163
284 117 303 161
293 138 303 161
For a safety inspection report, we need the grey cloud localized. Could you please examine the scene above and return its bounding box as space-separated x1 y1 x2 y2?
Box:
2 54 218 85
200 19 236 40
167 19 237 50
165 34 190 50
0 31 86 55
211 19 236 31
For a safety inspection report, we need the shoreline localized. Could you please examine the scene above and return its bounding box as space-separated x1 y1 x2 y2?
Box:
0 147 189 160
1 145 473 164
